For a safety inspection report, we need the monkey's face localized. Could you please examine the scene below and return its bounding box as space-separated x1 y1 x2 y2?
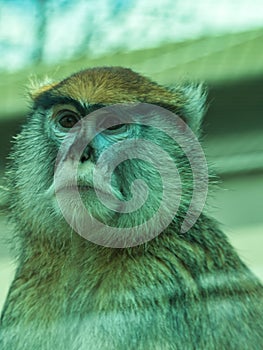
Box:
48 102 180 246
8 67 207 247
49 103 148 224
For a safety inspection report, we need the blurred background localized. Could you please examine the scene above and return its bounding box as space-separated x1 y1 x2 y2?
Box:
0 0 263 311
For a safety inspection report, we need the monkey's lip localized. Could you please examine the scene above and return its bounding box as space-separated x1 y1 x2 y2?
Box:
54 183 111 197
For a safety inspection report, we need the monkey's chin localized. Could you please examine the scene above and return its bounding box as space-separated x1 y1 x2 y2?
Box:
79 189 120 224
53 185 119 228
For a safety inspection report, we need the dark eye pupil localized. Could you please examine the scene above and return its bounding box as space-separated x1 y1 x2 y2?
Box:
59 114 79 128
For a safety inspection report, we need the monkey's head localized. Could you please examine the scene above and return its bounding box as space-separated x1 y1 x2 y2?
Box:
7 67 207 247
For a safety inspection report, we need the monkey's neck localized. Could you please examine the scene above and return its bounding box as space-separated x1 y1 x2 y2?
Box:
5 223 259 327
13 229 204 317
17 219 243 291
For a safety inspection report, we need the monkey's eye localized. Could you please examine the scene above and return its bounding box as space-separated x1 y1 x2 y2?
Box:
98 115 127 134
56 110 80 129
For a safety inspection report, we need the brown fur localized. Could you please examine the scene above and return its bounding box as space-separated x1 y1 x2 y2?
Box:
34 67 185 110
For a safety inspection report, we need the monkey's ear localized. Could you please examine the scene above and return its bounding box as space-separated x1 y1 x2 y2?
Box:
173 83 207 135
27 76 58 100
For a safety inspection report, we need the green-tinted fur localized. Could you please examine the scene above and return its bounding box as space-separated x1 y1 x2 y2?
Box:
0 67 262 349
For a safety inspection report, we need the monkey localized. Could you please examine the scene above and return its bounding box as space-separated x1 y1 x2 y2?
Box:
0 66 262 350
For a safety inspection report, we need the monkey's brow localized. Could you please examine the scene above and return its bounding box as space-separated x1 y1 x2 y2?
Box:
34 94 106 115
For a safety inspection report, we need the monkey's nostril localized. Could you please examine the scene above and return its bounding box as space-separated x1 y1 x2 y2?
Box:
80 154 88 163
80 146 92 163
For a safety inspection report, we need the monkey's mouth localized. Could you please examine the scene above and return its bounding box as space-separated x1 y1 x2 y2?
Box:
78 185 115 200
77 184 94 192
54 181 121 200
55 183 106 195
